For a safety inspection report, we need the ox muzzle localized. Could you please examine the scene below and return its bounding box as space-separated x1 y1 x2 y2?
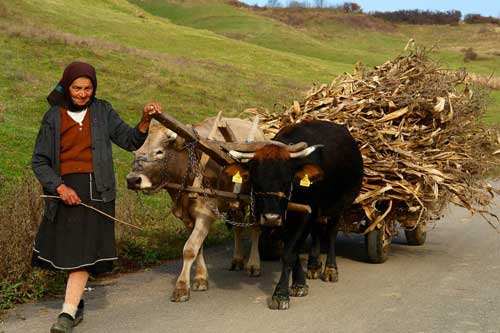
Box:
254 190 290 227
126 171 153 190
260 213 282 227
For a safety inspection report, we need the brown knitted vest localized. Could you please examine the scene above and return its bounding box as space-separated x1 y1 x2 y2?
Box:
60 107 94 176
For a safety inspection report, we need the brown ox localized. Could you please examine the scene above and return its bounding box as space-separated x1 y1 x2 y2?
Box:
126 117 265 302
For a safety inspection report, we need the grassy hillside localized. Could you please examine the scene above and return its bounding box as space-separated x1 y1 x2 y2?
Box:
0 0 340 180
129 1 500 76
127 1 500 125
1 0 499 179
128 0 407 66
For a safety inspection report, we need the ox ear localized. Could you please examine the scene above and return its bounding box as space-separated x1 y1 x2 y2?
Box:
294 164 324 187
223 164 249 183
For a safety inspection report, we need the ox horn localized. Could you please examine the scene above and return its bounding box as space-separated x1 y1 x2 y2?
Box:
219 141 308 153
166 129 178 141
228 150 255 160
225 141 310 162
289 144 324 159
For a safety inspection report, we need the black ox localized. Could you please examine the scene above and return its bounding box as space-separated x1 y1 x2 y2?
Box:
224 120 363 310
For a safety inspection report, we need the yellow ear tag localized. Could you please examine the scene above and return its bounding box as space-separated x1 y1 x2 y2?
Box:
232 171 243 184
300 174 311 187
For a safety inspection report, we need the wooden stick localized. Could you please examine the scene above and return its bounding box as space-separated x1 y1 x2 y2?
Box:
152 112 234 165
192 111 223 188
246 115 259 142
40 195 143 230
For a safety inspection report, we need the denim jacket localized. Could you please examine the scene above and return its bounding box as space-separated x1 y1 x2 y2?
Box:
32 98 147 221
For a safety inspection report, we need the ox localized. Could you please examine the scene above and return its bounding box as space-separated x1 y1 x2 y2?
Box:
126 117 266 302
224 120 363 310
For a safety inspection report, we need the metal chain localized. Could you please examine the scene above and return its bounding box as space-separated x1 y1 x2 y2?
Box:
186 128 255 228
133 127 256 228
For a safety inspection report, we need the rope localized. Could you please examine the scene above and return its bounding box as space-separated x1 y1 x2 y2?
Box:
40 195 143 231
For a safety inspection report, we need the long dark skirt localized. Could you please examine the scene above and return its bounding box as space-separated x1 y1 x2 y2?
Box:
32 173 116 274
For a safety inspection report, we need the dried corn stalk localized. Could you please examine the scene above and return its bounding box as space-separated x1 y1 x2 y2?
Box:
248 46 500 229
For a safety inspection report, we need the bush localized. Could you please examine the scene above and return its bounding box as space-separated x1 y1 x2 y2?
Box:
0 172 67 311
464 14 500 25
0 270 65 312
288 1 309 8
341 2 362 13
371 9 461 25
463 47 478 62
0 173 43 283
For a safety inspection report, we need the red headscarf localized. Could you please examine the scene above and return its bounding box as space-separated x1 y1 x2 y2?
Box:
47 61 97 111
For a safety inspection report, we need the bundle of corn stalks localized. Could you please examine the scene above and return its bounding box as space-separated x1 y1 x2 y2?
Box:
249 43 500 230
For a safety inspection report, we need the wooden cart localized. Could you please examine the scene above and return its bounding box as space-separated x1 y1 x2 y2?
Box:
337 205 427 263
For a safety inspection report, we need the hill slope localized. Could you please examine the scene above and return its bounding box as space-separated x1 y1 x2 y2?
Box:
130 1 500 76
0 0 336 179
0 0 498 180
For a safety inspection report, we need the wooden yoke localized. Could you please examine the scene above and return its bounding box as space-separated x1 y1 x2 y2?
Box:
233 116 259 196
151 112 234 166
191 111 223 191
151 112 313 216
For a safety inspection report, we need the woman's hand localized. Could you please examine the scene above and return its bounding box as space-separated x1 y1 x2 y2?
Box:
56 184 81 205
139 102 163 133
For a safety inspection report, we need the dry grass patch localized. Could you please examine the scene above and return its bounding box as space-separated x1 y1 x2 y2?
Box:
469 73 500 90
0 173 66 312
0 173 43 283
0 103 5 123
249 6 395 32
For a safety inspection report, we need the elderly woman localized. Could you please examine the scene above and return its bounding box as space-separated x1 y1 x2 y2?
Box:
31 61 161 332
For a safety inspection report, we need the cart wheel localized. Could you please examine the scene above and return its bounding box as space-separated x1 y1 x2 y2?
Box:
259 227 282 261
404 223 426 246
365 222 391 264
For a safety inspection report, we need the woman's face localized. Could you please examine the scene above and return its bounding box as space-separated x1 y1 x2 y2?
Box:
69 77 94 106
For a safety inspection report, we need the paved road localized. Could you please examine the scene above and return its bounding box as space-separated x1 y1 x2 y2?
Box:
2 201 500 333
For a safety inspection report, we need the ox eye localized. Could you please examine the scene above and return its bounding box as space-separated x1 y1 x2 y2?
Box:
154 150 164 158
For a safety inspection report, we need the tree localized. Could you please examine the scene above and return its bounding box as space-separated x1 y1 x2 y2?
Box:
266 0 282 7
288 1 310 7
342 2 362 13
314 0 326 8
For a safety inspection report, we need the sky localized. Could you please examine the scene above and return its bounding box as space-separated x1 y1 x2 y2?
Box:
240 0 500 18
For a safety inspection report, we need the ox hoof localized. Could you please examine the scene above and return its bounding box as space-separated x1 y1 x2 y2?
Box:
170 288 190 302
321 266 339 283
306 262 322 280
246 266 261 277
289 284 309 297
229 258 245 271
269 295 290 310
192 278 209 291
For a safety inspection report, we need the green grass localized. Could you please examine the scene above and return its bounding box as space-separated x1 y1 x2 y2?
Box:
484 90 500 125
128 0 401 67
6 1 340 81
128 1 500 78
0 24 312 178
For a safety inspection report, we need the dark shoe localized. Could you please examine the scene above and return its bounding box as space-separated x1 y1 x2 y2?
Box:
74 300 84 326
50 313 74 333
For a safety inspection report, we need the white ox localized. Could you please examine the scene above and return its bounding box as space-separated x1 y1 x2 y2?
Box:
126 117 265 302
